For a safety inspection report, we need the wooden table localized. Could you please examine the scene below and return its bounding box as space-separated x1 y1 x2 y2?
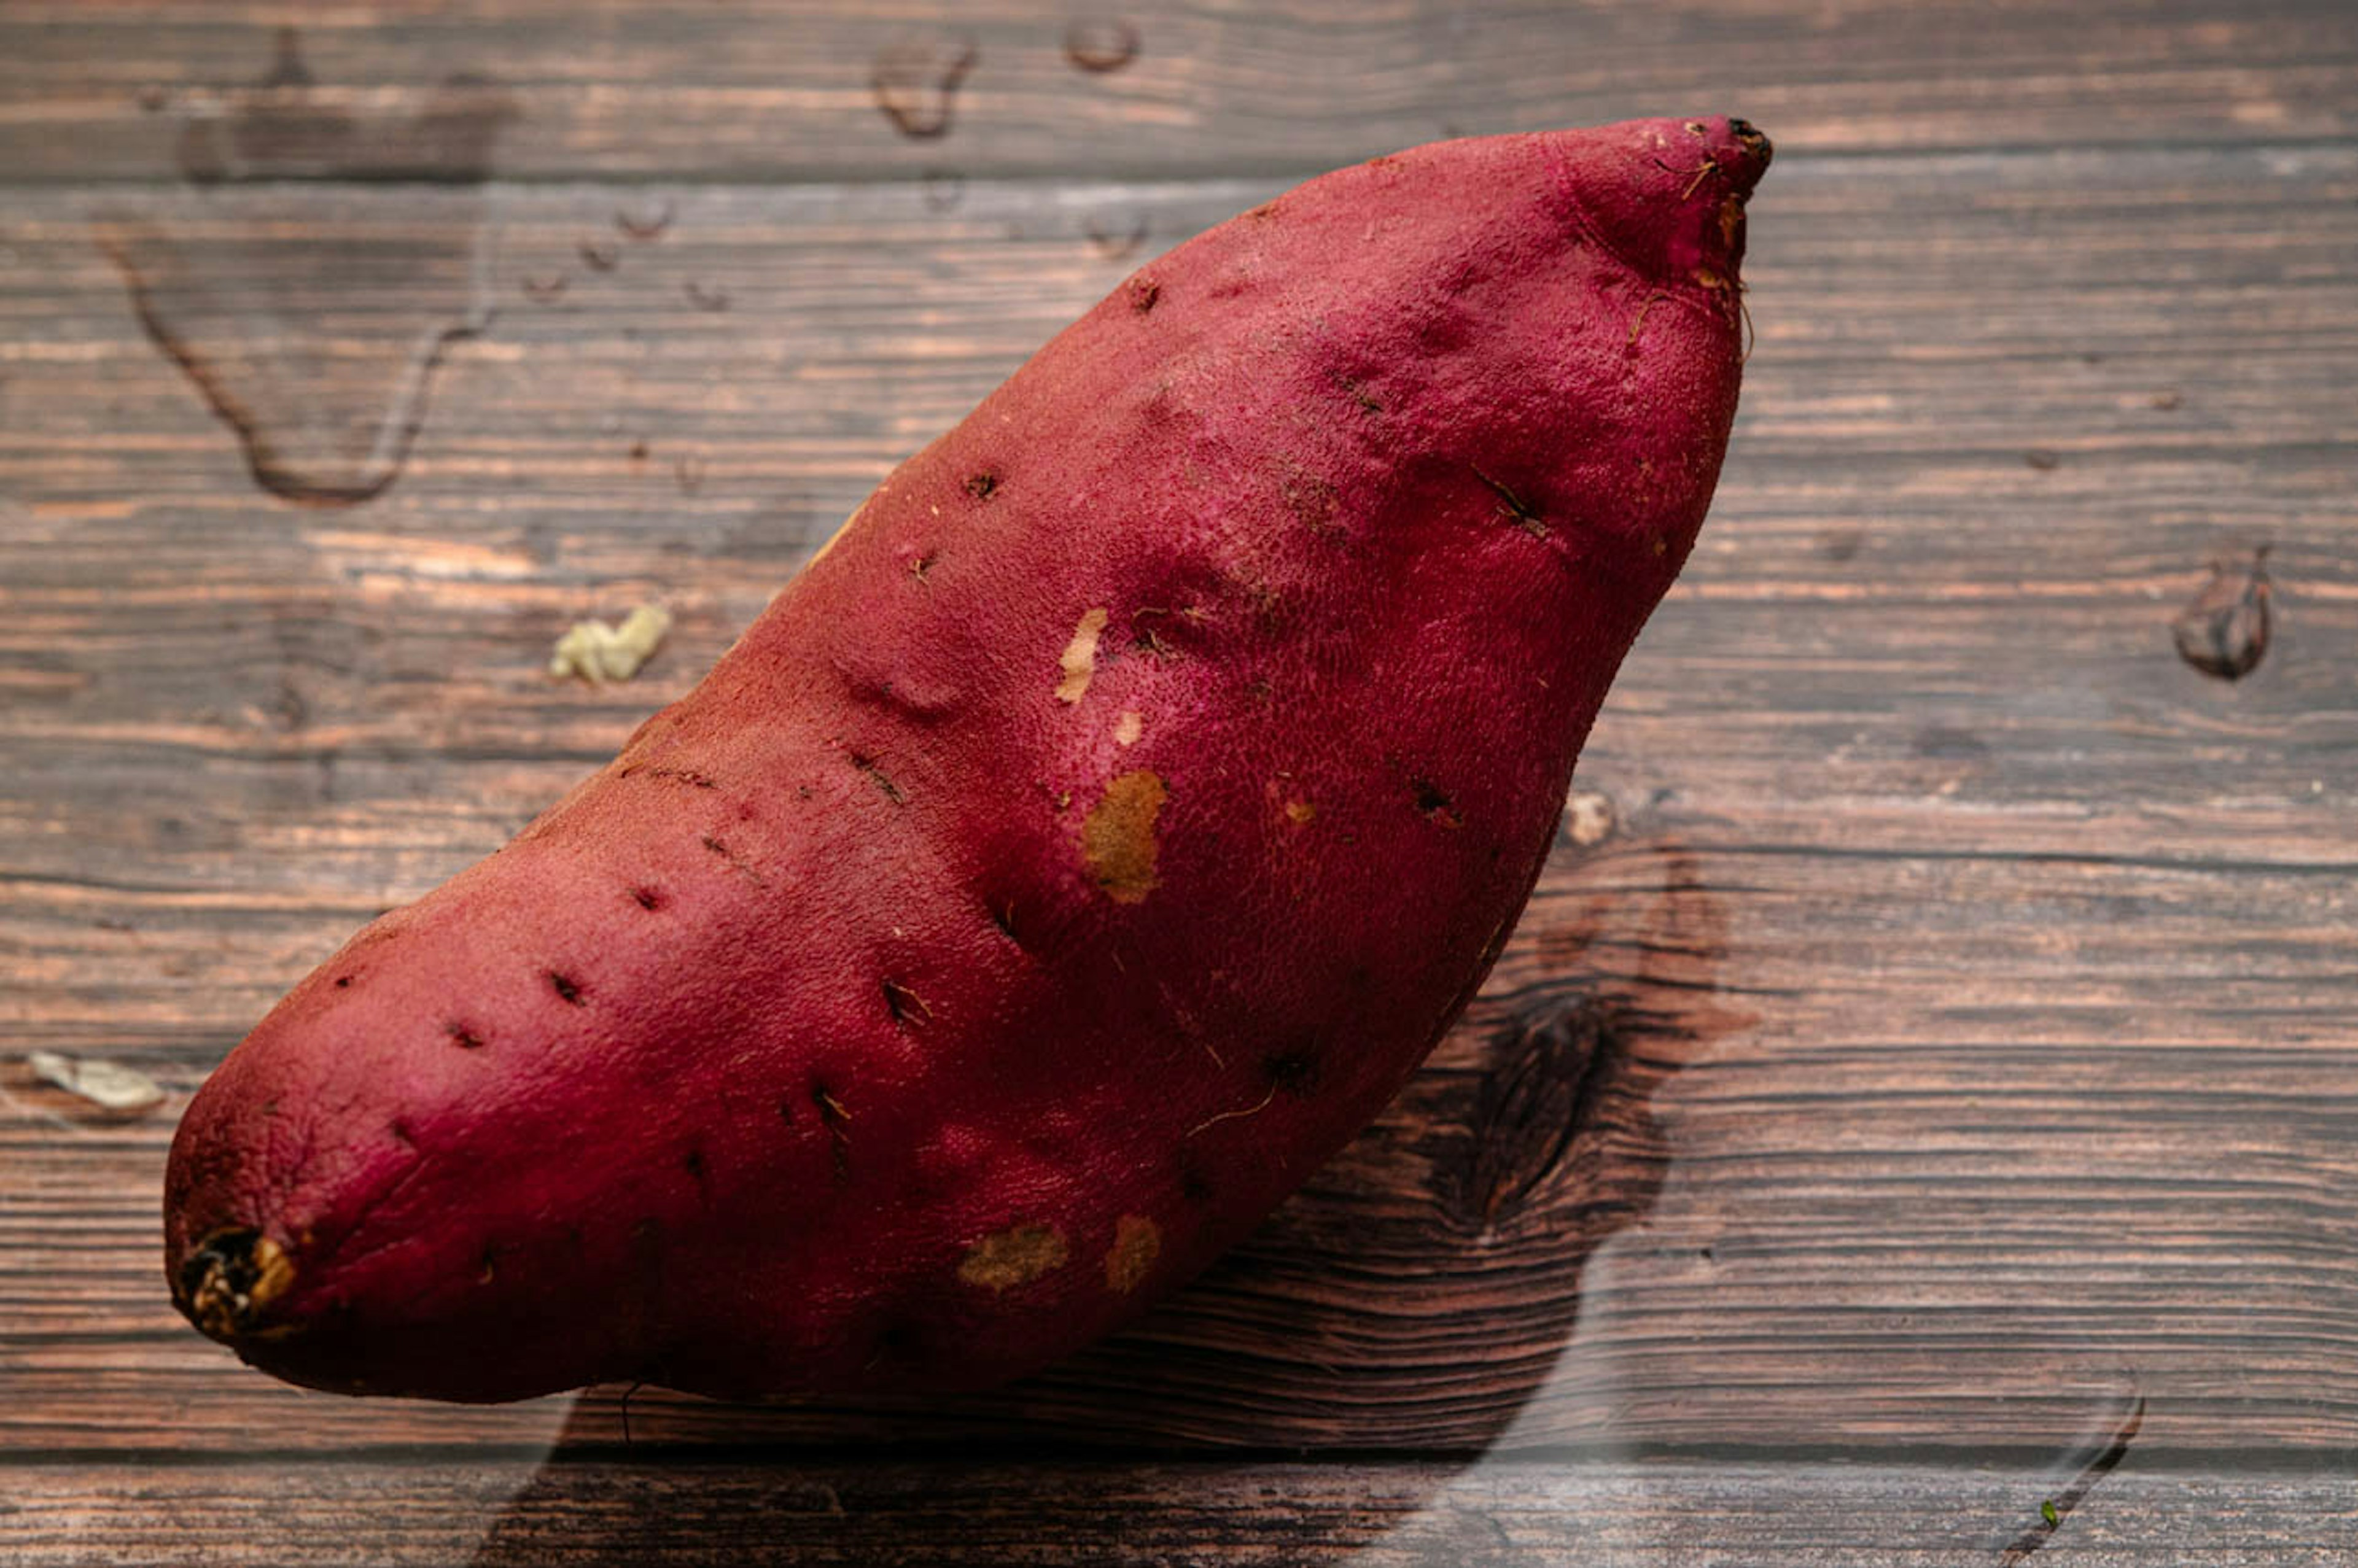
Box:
4 2 2354 1561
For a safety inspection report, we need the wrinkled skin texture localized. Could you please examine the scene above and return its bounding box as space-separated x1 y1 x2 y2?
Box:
166 117 1769 1402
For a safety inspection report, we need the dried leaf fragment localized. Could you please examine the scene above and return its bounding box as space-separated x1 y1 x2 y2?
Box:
28 1050 166 1112
549 604 671 683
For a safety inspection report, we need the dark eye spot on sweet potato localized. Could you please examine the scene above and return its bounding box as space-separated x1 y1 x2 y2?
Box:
965 472 998 500
850 754 907 805
332 974 354 990
986 899 1021 945
548 972 585 1006
812 1080 853 1182
1413 777 1463 829
1264 1047 1320 1096
448 1023 486 1050
1471 465 1548 538
882 977 932 1027
631 886 665 912
1130 276 1160 312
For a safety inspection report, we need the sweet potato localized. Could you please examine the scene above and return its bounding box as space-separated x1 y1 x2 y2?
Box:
165 116 1770 1402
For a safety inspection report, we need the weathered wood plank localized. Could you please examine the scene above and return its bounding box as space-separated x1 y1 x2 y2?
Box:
4 142 2355 1454
7 834 2357 1451
0 1 2352 182
6 1453 2353 1567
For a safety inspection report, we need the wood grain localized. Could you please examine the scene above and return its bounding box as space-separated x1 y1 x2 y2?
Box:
5 141 2357 1461
4 2 2358 1560
7 1453 2354 1566
1 0 2354 182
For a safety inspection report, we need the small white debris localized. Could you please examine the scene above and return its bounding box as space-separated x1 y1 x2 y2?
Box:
1565 788 1617 847
548 604 671 683
28 1050 166 1112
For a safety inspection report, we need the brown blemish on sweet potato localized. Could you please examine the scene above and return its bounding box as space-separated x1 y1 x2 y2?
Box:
1113 710 1143 746
1105 1214 1160 1293
963 472 998 500
1056 607 1110 703
1129 276 1160 312
957 1223 1068 1290
1283 799 1316 825
1083 770 1167 903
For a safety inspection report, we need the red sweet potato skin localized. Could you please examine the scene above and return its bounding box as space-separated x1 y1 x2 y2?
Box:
165 117 1768 1402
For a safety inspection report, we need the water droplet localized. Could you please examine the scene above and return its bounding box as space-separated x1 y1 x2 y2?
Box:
578 238 620 271
1083 213 1150 262
2171 547 2272 681
1064 18 1140 74
920 168 967 212
683 281 731 312
259 25 313 88
616 198 674 241
173 28 514 185
96 185 496 506
521 272 568 303
871 36 977 140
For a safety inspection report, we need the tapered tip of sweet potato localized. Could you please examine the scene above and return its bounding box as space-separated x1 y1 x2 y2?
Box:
1530 114 1772 291
1725 117 1772 190
176 1227 296 1343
